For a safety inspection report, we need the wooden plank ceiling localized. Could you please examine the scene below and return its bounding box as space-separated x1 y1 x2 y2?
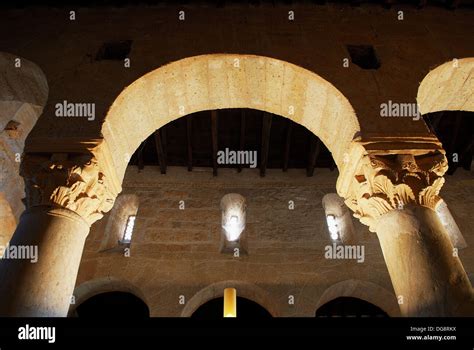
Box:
130 109 473 176
130 108 336 177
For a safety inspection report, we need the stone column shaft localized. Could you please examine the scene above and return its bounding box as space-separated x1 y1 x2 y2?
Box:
339 146 473 316
0 207 89 316
375 205 473 316
0 153 117 316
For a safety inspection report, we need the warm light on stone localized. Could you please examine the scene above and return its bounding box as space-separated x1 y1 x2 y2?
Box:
220 194 246 242
0 24 473 320
326 214 340 241
224 288 237 318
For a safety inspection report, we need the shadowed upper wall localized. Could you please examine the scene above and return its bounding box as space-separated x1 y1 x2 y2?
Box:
4 4 470 156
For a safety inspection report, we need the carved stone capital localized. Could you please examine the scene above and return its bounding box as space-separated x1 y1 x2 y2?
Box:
21 153 118 226
337 139 448 232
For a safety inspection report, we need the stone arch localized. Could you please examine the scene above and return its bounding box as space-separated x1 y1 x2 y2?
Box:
0 52 48 246
315 279 401 317
181 280 279 317
417 57 474 115
102 54 361 185
68 276 148 316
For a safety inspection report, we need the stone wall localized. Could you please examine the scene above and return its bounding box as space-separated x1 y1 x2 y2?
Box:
76 165 473 316
75 165 473 316
0 3 472 317
0 4 472 145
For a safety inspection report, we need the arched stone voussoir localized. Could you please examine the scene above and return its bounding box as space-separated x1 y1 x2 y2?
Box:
181 280 279 317
102 54 361 184
417 57 474 115
315 279 401 317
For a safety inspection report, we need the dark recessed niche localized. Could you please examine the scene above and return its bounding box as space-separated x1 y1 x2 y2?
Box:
95 40 132 61
346 44 381 70
191 296 272 319
74 292 149 318
316 297 389 317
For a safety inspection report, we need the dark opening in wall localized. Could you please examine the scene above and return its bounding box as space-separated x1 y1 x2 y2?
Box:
74 292 149 318
95 40 132 61
191 296 272 319
346 45 381 70
316 297 388 317
423 110 473 174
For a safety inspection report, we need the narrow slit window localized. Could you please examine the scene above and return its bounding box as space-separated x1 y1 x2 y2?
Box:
326 214 340 241
121 215 136 244
322 193 356 244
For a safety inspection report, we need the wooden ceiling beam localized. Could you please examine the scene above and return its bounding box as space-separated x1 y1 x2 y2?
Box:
449 112 463 152
186 116 193 171
154 130 167 174
447 111 463 175
307 138 321 177
211 110 218 176
238 110 246 173
137 144 144 171
283 120 292 172
260 112 272 177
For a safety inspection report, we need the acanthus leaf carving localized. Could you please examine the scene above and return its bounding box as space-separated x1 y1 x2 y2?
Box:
21 153 117 226
345 151 448 232
419 177 445 209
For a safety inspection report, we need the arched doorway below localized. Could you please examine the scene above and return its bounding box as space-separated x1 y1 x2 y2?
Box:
316 297 388 317
191 296 272 319
73 291 150 318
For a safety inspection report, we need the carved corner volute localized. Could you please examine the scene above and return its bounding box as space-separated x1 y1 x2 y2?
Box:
337 138 448 232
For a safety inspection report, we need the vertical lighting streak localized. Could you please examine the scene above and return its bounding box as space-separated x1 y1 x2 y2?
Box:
123 215 136 242
223 288 237 318
326 214 340 241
